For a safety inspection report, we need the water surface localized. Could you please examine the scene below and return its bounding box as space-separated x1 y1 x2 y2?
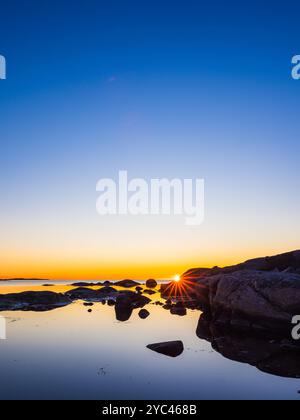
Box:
0 281 300 400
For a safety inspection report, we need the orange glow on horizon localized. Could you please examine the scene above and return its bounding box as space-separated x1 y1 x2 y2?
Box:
0 245 297 281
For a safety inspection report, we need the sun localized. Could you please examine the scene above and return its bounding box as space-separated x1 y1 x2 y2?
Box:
173 274 181 282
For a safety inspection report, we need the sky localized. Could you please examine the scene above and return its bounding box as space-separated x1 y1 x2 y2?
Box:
0 0 300 280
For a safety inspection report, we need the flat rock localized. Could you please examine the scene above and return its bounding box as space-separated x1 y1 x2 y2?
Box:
0 291 71 311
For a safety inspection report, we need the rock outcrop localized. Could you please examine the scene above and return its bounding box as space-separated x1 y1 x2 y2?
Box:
162 250 300 333
183 250 300 280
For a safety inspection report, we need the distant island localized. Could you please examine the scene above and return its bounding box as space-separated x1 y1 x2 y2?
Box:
0 278 49 282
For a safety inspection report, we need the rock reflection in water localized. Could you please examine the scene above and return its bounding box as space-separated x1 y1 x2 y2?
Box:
196 313 300 379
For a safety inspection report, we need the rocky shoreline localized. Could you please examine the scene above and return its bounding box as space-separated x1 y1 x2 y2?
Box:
1 250 300 377
1 251 300 333
162 250 300 334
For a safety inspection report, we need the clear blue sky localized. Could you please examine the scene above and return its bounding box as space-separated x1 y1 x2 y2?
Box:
0 1 300 279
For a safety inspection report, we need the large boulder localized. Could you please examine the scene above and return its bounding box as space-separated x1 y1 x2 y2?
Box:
192 270 300 332
0 291 71 311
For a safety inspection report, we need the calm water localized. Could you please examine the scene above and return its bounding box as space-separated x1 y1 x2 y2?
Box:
0 281 300 400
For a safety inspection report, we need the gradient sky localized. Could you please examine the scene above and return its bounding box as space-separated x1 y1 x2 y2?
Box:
0 1 300 279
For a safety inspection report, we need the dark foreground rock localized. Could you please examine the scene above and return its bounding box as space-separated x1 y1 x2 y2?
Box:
170 302 187 316
196 314 300 378
147 341 184 357
115 292 151 321
0 291 71 311
139 309 150 319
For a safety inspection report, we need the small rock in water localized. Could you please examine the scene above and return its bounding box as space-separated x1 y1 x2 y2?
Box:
143 289 156 295
139 309 150 319
88 309 92 313
146 279 157 289
115 279 141 288
147 341 184 357
83 302 94 307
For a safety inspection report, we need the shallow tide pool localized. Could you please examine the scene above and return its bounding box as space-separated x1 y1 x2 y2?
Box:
0 282 300 400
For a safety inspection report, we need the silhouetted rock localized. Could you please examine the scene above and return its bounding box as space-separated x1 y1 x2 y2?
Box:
98 286 118 295
83 302 94 307
147 341 184 357
170 302 187 316
146 279 157 288
183 250 300 281
66 286 117 301
0 291 71 311
136 286 143 293
103 281 111 287
115 292 151 322
115 279 141 288
139 309 150 319
107 299 115 306
143 289 156 295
